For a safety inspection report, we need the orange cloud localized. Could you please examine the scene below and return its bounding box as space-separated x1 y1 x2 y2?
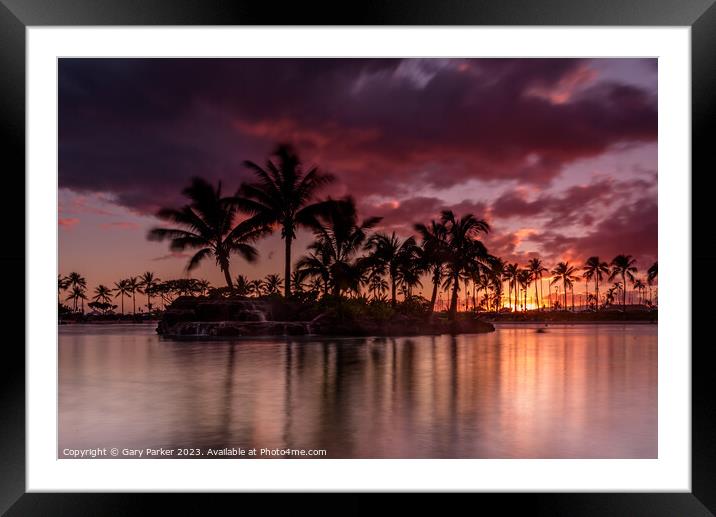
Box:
59 217 80 229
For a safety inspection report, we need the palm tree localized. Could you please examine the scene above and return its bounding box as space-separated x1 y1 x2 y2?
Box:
527 258 548 310
290 271 305 294
307 278 323 297
440 210 490 320
65 272 87 312
605 285 618 307
248 279 263 297
475 273 492 312
367 272 389 300
586 293 597 310
365 232 420 305
609 254 638 311
66 286 87 314
93 284 112 304
149 177 269 288
295 244 332 298
197 279 211 296
414 220 449 313
155 281 175 306
234 274 251 296
633 278 646 305
299 197 381 297
551 262 578 310
92 285 113 313
263 274 282 295
582 276 589 311
469 266 483 311
646 261 658 306
486 258 506 313
504 263 519 311
518 269 531 311
239 144 335 298
113 279 131 315
582 256 609 311
126 276 140 314
138 271 159 313
401 258 423 299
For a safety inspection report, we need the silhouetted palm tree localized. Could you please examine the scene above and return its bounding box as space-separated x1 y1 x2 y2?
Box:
113 279 131 315
367 272 389 300
197 279 211 296
149 177 269 288
307 278 323 297
155 281 175 306
646 261 658 305
414 220 449 313
239 144 335 298
365 232 420 305
66 285 87 313
248 279 263 297
401 258 423 299
65 272 86 312
486 257 505 313
290 271 305 294
234 274 251 296
299 197 381 297
475 273 491 312
527 258 548 310
92 285 113 313
295 243 332 298
582 256 609 311
633 278 646 305
504 263 519 311
126 276 140 314
586 293 597 310
263 274 282 295
468 265 483 311
605 285 618 307
609 254 638 311
518 268 531 311
138 271 159 313
440 210 490 320
551 262 577 310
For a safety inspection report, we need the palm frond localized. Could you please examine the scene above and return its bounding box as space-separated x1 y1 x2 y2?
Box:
186 248 212 271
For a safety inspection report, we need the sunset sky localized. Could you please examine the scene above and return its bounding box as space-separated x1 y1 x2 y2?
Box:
58 58 657 295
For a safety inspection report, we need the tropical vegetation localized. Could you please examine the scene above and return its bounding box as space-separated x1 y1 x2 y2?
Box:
59 146 658 319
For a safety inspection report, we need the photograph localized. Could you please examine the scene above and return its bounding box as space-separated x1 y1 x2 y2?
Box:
57 57 658 460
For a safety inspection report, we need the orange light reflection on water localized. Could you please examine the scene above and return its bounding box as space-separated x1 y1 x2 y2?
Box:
59 323 657 458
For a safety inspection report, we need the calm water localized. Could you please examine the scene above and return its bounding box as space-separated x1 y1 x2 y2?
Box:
59 323 657 458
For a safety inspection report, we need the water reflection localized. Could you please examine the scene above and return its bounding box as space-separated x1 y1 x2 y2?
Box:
59 323 657 458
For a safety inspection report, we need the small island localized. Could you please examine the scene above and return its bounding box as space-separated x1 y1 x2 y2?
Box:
157 295 495 338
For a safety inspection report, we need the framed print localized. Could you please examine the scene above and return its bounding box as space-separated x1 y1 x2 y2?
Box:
2 0 714 513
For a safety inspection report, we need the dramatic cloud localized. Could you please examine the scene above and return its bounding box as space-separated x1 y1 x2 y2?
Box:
492 176 654 228
531 197 657 266
359 196 488 235
58 58 657 291
59 58 657 212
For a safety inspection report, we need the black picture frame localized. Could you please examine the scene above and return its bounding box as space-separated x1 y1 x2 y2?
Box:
1 0 713 513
